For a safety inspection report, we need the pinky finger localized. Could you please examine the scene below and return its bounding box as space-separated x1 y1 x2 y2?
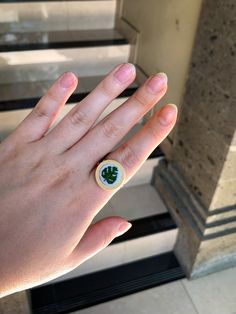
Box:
95 103 178 186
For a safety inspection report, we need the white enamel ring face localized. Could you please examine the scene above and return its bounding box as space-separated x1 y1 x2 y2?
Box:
95 159 126 191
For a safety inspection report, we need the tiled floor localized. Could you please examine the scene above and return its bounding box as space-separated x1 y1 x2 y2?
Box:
182 267 236 314
72 266 236 314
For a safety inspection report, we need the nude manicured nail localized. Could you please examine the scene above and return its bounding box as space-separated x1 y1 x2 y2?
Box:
147 72 168 93
114 63 136 83
60 72 76 88
157 104 178 126
116 222 132 237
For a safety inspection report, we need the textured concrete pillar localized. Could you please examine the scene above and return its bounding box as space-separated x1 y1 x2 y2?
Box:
153 0 236 278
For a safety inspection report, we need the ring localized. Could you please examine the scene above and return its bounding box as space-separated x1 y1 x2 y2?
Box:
95 159 125 191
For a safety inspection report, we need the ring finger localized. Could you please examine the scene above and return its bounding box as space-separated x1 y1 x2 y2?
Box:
90 103 177 196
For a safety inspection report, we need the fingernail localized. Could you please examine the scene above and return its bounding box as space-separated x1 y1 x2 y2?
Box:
157 104 178 126
146 72 168 94
60 72 76 88
116 222 132 237
114 63 136 83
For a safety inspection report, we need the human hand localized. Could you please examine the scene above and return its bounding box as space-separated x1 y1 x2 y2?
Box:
0 63 177 297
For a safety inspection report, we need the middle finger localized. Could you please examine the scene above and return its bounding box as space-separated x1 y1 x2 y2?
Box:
43 63 136 154
66 72 168 169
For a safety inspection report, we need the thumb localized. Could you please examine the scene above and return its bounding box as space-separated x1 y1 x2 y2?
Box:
69 216 132 265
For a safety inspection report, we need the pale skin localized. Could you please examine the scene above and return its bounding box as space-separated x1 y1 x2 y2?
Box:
0 63 177 298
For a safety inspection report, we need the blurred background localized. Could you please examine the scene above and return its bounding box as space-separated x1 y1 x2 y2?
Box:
0 1 235 313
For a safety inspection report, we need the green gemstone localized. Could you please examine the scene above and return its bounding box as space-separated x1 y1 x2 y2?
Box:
101 165 118 184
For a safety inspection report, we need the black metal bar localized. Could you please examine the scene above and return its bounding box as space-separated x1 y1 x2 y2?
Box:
112 212 176 245
0 38 128 53
0 87 137 111
29 252 184 314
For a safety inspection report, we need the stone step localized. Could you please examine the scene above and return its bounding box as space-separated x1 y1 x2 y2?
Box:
49 220 177 285
0 28 127 52
29 251 184 314
0 76 137 141
0 0 114 1
29 182 179 313
0 72 137 110
29 252 184 314
0 65 149 141
44 182 176 284
0 1 116 32
0 43 130 84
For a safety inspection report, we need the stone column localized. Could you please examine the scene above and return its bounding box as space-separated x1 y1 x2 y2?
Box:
153 0 236 278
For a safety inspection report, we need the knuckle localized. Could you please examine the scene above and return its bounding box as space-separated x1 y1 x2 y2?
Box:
132 91 149 108
147 121 161 141
33 105 50 120
101 231 114 248
50 171 68 189
69 109 92 128
100 79 116 98
47 158 72 190
33 89 59 119
46 89 59 105
100 118 122 139
119 143 141 170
